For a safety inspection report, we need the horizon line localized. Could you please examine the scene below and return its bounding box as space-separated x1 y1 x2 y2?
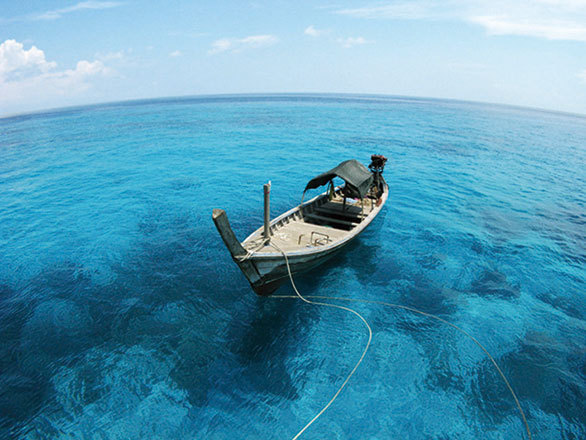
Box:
2 92 585 121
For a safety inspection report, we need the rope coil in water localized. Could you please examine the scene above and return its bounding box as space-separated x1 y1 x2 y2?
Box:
268 243 532 440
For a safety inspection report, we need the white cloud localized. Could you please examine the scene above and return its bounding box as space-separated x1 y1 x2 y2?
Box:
336 3 437 20
0 39 111 114
470 16 586 41
208 34 278 54
337 36 371 48
209 39 232 54
0 39 56 81
335 0 586 42
169 50 182 57
72 59 109 76
304 25 325 37
240 35 277 46
32 1 123 21
578 69 586 83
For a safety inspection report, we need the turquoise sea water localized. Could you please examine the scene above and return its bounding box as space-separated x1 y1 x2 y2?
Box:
0 95 584 439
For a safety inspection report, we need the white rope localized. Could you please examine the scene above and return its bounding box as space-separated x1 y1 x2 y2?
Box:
268 246 532 440
268 242 372 440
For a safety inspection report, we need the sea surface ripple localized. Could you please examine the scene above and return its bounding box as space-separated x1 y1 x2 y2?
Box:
0 95 584 439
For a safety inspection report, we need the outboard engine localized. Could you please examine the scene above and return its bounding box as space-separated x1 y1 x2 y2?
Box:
369 154 388 197
369 154 387 173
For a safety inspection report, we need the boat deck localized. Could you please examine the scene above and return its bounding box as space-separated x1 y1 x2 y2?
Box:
242 194 377 254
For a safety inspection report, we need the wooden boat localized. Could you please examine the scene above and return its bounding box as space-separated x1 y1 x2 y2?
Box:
212 155 388 295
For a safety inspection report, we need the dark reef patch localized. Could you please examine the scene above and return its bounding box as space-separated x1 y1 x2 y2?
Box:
418 228 447 245
401 275 459 317
222 299 312 402
0 207 250 435
473 331 586 430
424 349 468 395
536 290 584 320
471 268 520 299
416 253 446 270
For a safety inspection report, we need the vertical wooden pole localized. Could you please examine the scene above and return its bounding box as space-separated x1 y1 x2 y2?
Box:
263 181 271 240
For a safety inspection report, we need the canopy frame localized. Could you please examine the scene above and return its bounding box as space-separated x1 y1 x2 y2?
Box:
300 159 374 219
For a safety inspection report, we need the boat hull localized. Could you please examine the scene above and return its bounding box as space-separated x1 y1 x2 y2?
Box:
213 179 388 296
248 242 349 295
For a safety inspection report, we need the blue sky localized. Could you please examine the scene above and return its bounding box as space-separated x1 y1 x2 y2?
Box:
1 0 586 116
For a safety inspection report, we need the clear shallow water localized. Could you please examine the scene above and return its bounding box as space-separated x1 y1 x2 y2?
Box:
0 94 584 439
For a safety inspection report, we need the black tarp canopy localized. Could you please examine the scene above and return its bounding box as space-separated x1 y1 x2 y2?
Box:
304 159 373 199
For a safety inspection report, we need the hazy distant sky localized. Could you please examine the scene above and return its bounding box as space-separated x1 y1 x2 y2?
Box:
1 0 586 116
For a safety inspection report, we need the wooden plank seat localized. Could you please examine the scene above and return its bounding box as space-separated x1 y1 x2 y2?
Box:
315 205 363 220
304 212 359 228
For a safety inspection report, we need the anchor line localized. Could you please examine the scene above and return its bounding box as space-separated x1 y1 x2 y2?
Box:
268 244 532 440
268 242 372 440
